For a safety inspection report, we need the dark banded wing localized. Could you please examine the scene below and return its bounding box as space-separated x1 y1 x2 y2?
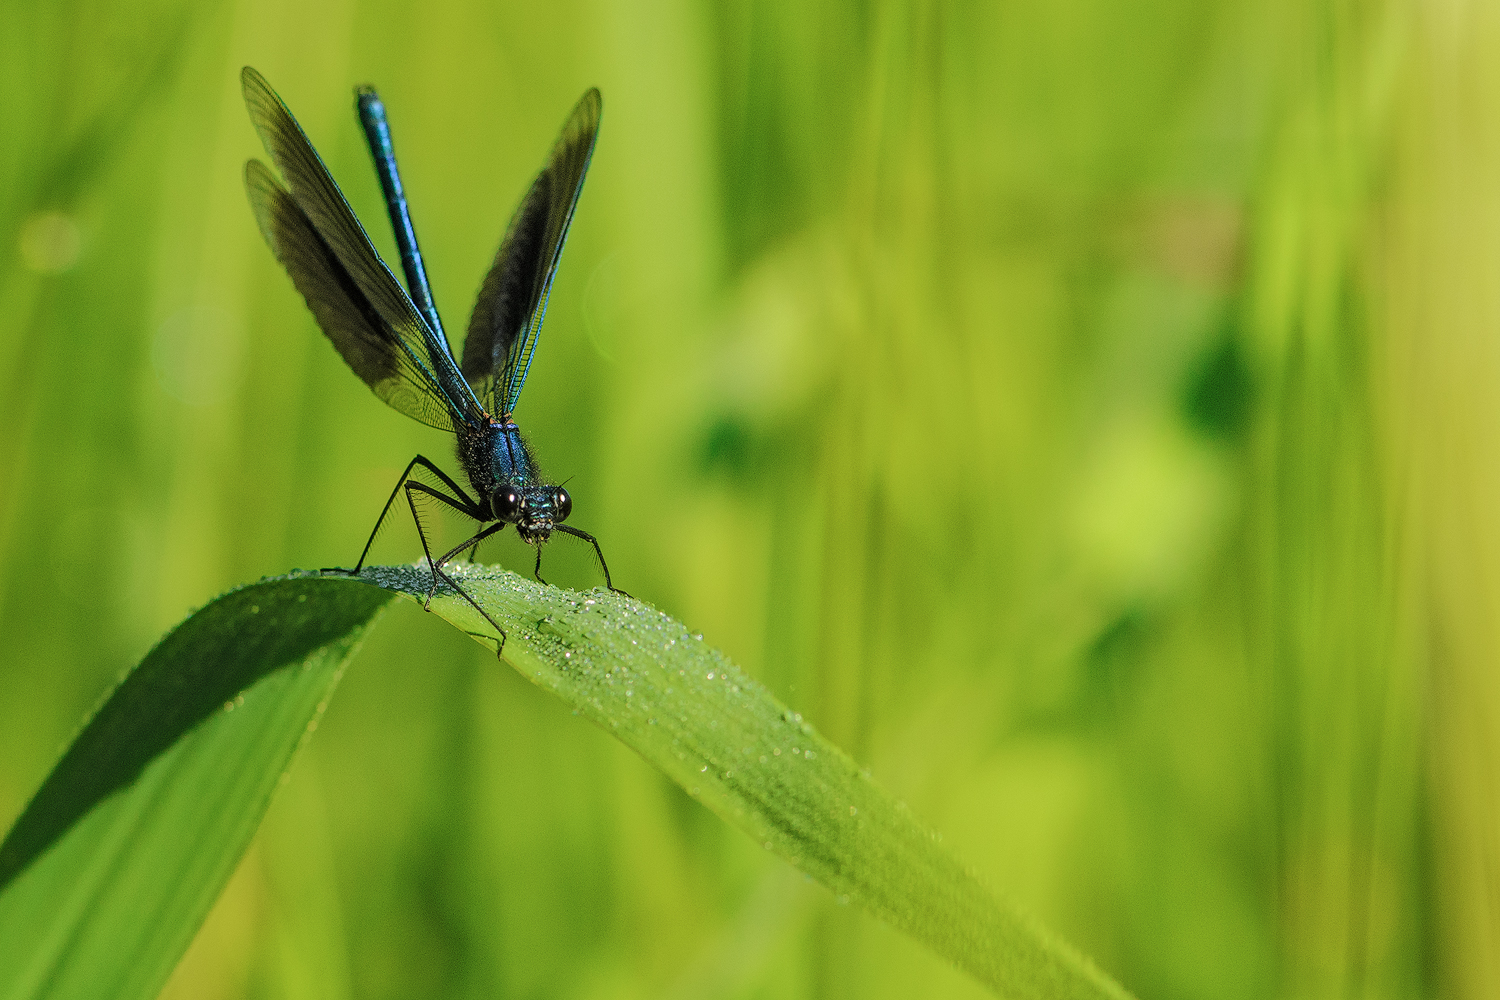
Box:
241 66 486 431
463 88 600 417
244 161 452 429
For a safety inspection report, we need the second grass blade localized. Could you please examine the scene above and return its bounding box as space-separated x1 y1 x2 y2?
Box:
0 577 389 1000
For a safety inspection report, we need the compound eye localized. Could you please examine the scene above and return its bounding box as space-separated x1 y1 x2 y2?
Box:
494 489 523 522
554 487 572 522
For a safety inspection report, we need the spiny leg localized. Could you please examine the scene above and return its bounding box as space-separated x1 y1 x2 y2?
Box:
434 525 510 652
533 546 547 586
325 454 481 576
555 524 628 596
434 520 507 570
430 563 510 655
404 482 512 654
404 481 483 605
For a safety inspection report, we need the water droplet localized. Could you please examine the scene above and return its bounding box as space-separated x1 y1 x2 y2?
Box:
706 671 715 680
773 748 781 756
849 806 857 816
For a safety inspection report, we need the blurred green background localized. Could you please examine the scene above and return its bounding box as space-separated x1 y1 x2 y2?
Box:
3 0 1499 997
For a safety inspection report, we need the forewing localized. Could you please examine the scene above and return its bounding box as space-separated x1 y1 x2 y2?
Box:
463 88 600 415
241 66 485 428
244 160 457 430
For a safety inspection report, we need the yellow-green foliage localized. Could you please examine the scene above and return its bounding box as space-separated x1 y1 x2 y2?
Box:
2 0 1498 997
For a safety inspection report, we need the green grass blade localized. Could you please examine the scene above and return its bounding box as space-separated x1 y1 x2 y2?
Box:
0 565 1127 1000
367 563 1132 1000
0 575 390 1000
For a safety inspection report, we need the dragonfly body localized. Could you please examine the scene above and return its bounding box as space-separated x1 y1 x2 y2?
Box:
240 66 618 652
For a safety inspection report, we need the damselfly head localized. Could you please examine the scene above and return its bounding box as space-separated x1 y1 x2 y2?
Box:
496 485 572 543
